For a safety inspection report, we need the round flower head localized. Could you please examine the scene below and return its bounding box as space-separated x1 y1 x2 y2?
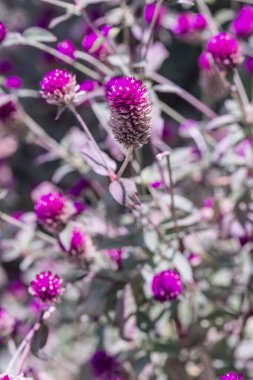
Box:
144 2 167 27
106 76 152 149
172 12 207 36
152 270 183 302
233 6 253 38
79 80 99 92
219 372 243 380
0 21 7 43
207 32 242 70
58 223 93 264
40 69 78 106
90 350 121 378
5 76 22 89
56 39 76 60
198 52 212 71
0 307 16 341
35 191 74 233
30 271 63 302
192 13 208 31
82 26 111 60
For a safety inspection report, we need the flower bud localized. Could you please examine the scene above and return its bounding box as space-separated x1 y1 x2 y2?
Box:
30 271 63 302
56 39 76 60
232 6 253 38
152 270 183 302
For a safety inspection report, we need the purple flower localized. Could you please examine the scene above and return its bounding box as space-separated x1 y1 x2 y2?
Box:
40 69 78 106
56 39 76 60
30 271 63 302
90 350 121 379
198 52 212 71
5 75 22 89
0 97 17 124
58 224 93 263
35 192 74 233
207 32 242 69
219 372 243 380
79 80 99 92
172 13 207 35
0 21 7 43
82 26 111 60
107 248 124 269
144 2 167 27
0 307 16 341
152 270 183 302
106 76 152 148
233 6 253 38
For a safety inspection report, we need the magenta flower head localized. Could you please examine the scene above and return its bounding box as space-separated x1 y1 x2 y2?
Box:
5 76 22 89
233 6 253 38
30 271 63 302
172 12 208 36
207 32 243 70
35 191 74 233
79 80 99 92
40 69 78 106
56 39 76 60
58 223 93 263
198 52 212 71
219 372 243 380
0 307 16 341
90 350 121 379
144 2 167 27
0 21 7 44
106 76 152 149
107 248 124 269
82 26 111 60
152 270 183 302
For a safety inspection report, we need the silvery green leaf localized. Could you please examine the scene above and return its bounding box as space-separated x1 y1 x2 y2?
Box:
23 27 57 42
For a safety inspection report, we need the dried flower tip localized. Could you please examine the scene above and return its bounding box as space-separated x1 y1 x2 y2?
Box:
152 270 183 302
35 191 74 233
106 76 152 149
219 372 243 380
30 271 63 302
56 39 76 60
0 21 7 44
207 32 243 70
233 6 253 38
40 69 78 106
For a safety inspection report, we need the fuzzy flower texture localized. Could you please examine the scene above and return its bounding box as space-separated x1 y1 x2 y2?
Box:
40 69 78 106
207 32 242 70
152 270 183 302
30 271 63 302
106 77 152 149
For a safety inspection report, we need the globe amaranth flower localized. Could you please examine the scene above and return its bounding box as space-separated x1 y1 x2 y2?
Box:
0 21 7 43
106 76 152 149
40 69 78 106
35 191 75 233
90 350 121 379
30 271 63 302
0 307 16 341
58 223 93 264
172 12 208 37
152 270 183 302
82 25 112 60
207 32 243 70
144 2 168 27
232 6 253 38
5 76 22 89
56 39 76 60
219 372 243 380
79 80 99 92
